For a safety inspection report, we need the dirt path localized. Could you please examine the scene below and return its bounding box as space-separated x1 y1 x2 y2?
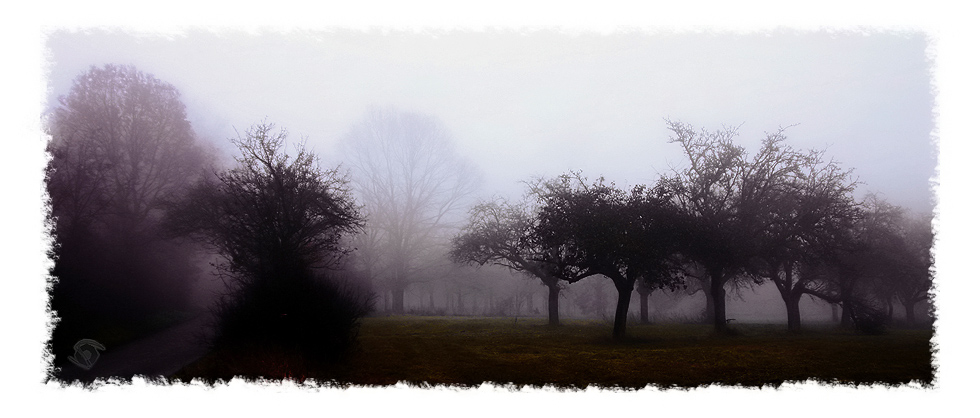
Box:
53 314 213 383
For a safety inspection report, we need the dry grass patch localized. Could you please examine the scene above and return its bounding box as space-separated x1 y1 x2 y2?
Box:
175 316 933 388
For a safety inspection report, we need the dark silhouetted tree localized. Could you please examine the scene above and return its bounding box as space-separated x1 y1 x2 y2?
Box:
341 107 480 314
752 142 860 331
892 213 934 325
534 173 685 339
802 195 904 333
662 121 768 333
166 123 369 358
450 196 592 326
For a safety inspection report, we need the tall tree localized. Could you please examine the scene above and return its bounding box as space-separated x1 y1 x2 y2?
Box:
341 107 480 314
46 64 209 360
49 64 207 228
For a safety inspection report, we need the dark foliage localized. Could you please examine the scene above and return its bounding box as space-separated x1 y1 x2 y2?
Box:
450 195 592 327
167 122 368 361
849 298 890 335
46 64 208 363
209 270 374 362
532 172 687 339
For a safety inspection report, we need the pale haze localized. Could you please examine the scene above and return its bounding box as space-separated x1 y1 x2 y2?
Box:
44 30 935 213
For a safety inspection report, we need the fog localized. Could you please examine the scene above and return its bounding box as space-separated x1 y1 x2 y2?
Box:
44 30 934 212
38 27 940 388
44 30 934 323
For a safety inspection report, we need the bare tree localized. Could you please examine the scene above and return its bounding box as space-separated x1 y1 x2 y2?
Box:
892 213 934 325
802 195 905 332
753 142 860 331
49 64 207 229
534 173 686 339
662 120 826 333
166 123 369 358
450 196 592 326
167 123 363 281
661 120 756 333
341 107 480 314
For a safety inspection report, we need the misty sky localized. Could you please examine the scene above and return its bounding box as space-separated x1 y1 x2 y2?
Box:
43 30 935 212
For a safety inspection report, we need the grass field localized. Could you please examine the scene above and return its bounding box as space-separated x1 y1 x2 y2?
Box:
175 316 934 388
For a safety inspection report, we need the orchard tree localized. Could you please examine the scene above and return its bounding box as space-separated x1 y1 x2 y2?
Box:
450 196 592 326
534 173 685 339
802 195 905 331
662 121 764 333
341 107 480 314
892 213 934 325
753 143 859 331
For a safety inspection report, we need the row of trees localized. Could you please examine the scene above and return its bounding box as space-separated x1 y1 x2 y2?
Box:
48 63 933 363
452 122 933 338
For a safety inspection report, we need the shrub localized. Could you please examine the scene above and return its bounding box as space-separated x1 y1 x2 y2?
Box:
850 299 889 335
209 270 374 362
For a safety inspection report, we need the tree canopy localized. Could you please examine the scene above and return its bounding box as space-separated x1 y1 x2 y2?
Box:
533 173 686 338
46 64 210 362
167 123 362 283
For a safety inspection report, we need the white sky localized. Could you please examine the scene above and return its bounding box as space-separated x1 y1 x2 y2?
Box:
44 29 934 211
5 0 979 415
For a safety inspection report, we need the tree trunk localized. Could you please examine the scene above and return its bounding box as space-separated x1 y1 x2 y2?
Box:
638 289 650 325
547 282 561 327
905 301 916 325
784 294 802 332
840 300 853 329
702 291 715 325
777 264 802 332
831 303 839 323
709 270 728 333
886 297 894 323
392 285 405 314
612 278 635 340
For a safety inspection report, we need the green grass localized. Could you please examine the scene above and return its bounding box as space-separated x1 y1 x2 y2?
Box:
175 316 934 388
